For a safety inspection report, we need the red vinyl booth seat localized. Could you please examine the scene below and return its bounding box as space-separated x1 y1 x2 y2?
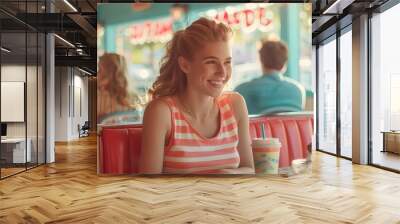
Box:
98 114 313 174
98 125 143 174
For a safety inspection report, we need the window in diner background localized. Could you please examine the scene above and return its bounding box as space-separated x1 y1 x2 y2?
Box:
97 24 105 63
99 3 312 118
317 36 337 155
299 5 312 93
299 4 313 111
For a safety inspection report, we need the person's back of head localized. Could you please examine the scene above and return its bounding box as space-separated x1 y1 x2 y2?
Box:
149 17 233 100
236 39 305 114
259 40 288 73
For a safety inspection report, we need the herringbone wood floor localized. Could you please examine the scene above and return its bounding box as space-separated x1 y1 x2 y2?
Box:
1 135 400 224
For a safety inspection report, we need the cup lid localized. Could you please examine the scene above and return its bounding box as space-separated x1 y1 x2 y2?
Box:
252 138 281 146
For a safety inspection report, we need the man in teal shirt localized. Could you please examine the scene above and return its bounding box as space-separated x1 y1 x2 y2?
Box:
235 40 305 115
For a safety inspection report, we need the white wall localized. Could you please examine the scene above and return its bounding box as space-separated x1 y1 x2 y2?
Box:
1 65 34 137
54 67 89 141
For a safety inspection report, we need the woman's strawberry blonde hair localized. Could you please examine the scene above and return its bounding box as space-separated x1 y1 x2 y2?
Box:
149 17 233 99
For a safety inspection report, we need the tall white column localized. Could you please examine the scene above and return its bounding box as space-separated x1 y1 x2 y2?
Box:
46 1 55 163
352 14 369 164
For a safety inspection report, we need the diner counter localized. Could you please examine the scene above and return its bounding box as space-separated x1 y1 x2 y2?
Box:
97 111 314 174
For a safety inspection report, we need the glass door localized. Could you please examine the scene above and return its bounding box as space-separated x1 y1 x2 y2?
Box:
0 1 47 179
339 28 352 158
317 36 337 155
1 31 28 178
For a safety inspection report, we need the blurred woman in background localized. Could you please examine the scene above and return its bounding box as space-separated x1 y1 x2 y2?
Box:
97 53 140 124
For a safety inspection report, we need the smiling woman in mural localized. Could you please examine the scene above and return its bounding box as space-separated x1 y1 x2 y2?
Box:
97 53 140 124
139 17 255 174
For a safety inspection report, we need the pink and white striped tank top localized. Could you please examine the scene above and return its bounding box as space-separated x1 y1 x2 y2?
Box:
163 93 240 174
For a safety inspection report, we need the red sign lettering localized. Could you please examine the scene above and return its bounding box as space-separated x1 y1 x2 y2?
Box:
213 6 273 32
127 19 173 45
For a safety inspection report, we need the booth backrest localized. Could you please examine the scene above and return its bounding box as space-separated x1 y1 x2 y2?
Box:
98 115 313 174
99 125 143 174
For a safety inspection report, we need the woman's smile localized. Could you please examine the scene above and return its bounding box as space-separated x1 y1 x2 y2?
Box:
208 79 225 88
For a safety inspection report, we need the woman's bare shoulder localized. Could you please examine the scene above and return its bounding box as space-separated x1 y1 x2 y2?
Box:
144 97 172 119
145 97 170 111
223 91 246 108
143 97 173 139
222 91 248 121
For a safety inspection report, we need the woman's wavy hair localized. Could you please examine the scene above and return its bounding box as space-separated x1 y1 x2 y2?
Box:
98 53 130 107
149 17 233 99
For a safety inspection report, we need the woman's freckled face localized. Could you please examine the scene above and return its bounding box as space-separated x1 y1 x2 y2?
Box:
184 41 232 97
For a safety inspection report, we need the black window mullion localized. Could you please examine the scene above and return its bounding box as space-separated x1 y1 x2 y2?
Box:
367 10 373 165
336 27 341 157
315 45 319 151
44 0 48 165
25 0 28 171
36 0 39 167
44 32 47 164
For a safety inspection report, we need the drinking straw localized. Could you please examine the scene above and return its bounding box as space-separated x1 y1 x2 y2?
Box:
261 123 266 139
